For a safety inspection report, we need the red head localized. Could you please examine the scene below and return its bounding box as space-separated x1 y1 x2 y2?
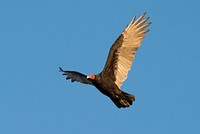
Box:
87 74 95 80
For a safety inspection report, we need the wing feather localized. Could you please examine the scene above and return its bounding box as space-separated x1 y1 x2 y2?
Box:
59 67 93 85
101 13 151 88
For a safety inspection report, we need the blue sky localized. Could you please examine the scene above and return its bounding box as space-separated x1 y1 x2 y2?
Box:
0 0 200 134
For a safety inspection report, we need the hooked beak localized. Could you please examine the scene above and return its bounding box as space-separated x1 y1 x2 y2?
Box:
86 74 95 80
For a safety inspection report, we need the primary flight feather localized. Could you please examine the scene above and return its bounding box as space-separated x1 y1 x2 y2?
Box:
60 13 151 108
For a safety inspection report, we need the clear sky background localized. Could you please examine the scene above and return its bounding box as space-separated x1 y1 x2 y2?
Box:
0 0 200 134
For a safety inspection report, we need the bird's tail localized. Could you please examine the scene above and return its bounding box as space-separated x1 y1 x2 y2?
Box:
111 91 135 108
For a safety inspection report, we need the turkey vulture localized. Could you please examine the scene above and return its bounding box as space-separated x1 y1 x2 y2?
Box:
60 13 151 108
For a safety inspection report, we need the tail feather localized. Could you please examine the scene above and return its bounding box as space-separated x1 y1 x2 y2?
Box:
111 91 135 108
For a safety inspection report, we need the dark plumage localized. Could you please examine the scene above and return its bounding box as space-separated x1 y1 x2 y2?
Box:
60 13 151 108
59 67 92 84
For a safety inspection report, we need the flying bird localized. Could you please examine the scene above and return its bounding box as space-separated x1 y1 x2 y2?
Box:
60 13 151 108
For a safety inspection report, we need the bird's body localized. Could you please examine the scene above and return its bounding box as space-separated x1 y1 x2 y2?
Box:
60 13 151 108
93 74 135 108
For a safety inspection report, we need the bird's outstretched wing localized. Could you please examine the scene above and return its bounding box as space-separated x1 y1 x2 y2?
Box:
101 13 151 88
59 67 93 85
